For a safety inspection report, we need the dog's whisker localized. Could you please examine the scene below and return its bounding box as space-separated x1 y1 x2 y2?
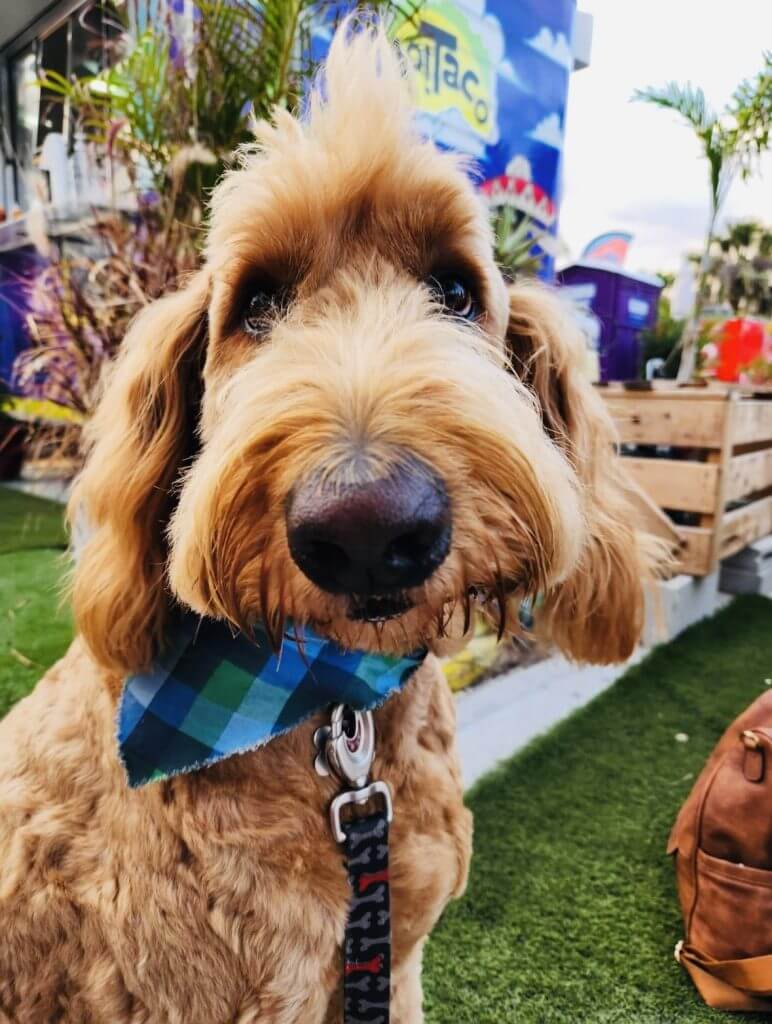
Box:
462 589 472 636
442 596 456 635
258 555 274 631
494 576 507 642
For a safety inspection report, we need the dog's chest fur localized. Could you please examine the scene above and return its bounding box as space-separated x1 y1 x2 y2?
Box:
0 640 471 1023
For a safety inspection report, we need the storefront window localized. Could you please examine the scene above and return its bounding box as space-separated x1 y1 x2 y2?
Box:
2 1 123 212
38 20 68 145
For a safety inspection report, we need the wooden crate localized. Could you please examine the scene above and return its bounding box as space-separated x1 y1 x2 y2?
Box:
599 383 772 576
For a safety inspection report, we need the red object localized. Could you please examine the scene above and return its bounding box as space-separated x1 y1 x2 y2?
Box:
358 868 389 893
344 954 383 975
715 318 765 382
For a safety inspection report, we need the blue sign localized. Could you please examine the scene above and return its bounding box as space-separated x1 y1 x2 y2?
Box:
312 1 577 278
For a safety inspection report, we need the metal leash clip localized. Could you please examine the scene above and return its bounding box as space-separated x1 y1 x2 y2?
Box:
314 704 393 843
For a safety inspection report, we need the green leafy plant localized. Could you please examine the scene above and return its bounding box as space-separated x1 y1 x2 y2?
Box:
739 354 772 385
638 292 684 377
708 220 772 316
492 206 553 279
38 2 421 208
634 52 771 380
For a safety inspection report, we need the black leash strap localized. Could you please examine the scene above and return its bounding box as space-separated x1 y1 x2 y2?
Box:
342 812 391 1023
313 704 393 1024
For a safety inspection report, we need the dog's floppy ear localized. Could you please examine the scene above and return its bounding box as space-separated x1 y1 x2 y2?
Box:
505 279 659 664
68 271 210 679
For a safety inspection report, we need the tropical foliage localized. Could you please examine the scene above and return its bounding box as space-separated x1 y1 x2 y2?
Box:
492 206 554 279
703 220 772 316
38 1 425 204
634 52 771 379
638 284 684 377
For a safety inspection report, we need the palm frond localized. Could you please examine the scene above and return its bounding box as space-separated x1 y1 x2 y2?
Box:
633 82 716 133
726 51 771 179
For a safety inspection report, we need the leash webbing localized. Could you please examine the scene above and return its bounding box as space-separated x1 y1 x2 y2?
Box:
342 812 391 1023
313 703 394 1023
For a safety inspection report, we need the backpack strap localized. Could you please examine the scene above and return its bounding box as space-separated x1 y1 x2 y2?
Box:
678 943 772 1011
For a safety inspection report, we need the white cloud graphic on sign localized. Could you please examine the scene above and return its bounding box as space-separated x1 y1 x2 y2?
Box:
309 11 332 42
416 108 488 159
498 58 531 93
528 112 563 149
456 0 505 63
458 0 521 101
506 155 533 181
526 27 573 69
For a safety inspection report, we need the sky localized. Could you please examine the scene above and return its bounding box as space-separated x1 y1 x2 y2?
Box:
558 0 772 276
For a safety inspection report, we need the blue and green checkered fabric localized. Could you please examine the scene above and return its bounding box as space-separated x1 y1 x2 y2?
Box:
117 615 425 787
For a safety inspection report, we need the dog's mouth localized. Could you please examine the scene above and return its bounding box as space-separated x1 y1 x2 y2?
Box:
344 579 525 627
347 592 414 623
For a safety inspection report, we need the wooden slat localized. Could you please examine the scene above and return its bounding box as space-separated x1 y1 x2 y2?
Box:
598 382 730 399
618 469 681 558
718 495 772 562
676 527 713 575
604 397 726 447
730 401 772 446
705 404 736 568
727 449 772 503
620 456 718 514
599 390 772 577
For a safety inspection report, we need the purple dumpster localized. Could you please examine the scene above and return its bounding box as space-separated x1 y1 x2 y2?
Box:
557 261 663 381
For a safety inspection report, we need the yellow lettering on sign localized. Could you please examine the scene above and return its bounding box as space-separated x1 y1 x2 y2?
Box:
398 7 496 144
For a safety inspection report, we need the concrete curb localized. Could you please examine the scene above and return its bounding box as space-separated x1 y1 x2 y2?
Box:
456 649 646 789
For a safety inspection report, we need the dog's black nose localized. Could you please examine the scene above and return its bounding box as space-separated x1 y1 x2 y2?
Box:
286 459 451 596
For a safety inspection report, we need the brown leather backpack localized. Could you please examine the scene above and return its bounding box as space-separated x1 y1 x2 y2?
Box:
669 689 772 1011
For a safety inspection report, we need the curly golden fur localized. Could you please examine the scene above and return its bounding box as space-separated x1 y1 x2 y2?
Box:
0 20 657 1023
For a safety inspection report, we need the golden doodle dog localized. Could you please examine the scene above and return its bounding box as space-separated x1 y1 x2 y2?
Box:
0 21 657 1024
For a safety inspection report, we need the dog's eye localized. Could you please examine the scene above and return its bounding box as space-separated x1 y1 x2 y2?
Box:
428 276 477 320
242 288 281 337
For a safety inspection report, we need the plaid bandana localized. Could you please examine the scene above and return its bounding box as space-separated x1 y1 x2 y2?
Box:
117 615 425 787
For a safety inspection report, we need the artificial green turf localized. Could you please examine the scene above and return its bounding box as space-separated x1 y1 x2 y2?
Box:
0 486 68 554
424 595 772 1024
0 548 73 717
0 488 72 716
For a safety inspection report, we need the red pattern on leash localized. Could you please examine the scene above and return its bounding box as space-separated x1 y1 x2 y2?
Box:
344 954 384 976
358 868 389 893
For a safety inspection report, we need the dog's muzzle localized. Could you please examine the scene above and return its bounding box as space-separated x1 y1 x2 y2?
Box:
285 456 451 610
